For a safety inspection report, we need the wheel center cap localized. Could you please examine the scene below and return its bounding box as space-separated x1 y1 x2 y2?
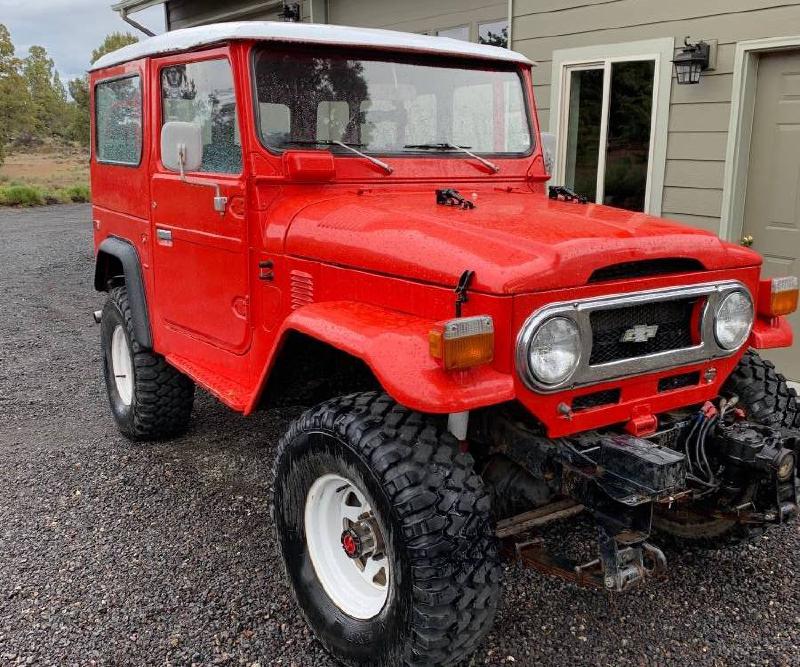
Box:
341 529 361 559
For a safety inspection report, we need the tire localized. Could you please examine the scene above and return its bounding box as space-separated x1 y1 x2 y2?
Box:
101 285 194 440
654 350 798 546
272 392 502 667
722 350 800 430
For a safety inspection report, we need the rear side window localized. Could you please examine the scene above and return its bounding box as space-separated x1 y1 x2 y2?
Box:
160 59 242 174
95 75 142 166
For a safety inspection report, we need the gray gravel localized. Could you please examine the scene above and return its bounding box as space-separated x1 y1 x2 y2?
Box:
0 204 798 667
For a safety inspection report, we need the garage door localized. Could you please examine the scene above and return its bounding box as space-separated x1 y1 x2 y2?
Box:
742 50 800 381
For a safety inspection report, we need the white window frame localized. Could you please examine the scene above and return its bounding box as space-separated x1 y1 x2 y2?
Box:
549 38 674 215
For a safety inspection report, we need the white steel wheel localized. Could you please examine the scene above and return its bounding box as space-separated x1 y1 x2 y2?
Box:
304 473 391 619
110 324 134 406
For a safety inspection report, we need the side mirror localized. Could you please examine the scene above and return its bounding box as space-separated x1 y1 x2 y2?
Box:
540 132 557 177
161 121 203 174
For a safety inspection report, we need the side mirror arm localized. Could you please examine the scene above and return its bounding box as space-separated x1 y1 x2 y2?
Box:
175 144 228 216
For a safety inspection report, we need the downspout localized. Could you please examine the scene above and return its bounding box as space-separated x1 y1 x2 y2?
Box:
507 0 513 48
119 8 156 37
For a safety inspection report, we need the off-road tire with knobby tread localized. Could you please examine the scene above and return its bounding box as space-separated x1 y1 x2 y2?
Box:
723 350 800 430
272 392 502 667
654 350 799 547
101 285 194 440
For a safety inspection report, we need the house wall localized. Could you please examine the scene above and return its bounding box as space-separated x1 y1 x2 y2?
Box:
513 0 800 235
328 0 508 42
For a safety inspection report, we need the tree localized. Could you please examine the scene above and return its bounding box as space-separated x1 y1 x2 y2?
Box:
24 45 70 137
67 77 91 145
91 32 138 66
69 32 138 146
0 24 33 164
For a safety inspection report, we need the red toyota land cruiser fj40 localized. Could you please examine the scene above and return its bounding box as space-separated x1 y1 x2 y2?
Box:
89 22 799 667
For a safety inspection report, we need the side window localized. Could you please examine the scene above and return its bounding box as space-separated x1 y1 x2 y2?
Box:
161 59 242 174
95 75 142 166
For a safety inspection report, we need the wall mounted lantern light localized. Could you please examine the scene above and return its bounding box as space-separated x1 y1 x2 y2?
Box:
673 38 712 84
281 1 301 22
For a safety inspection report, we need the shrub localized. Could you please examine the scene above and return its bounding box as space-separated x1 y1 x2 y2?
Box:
0 184 46 206
62 184 90 203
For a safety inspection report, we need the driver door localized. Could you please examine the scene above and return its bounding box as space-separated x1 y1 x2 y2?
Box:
150 51 250 354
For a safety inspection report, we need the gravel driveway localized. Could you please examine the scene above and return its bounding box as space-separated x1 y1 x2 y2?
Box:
1 204 798 666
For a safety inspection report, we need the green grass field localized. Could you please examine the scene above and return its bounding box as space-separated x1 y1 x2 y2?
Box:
0 143 90 206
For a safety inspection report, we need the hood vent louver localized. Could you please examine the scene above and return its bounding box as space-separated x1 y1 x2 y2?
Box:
589 258 705 284
290 270 315 309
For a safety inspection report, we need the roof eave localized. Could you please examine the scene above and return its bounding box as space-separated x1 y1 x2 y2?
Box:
111 0 165 13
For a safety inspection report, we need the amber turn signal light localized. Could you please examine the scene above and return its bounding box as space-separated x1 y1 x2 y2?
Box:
429 315 494 370
758 276 799 317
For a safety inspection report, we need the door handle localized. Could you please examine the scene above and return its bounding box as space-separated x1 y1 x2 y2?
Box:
156 228 173 243
740 234 754 248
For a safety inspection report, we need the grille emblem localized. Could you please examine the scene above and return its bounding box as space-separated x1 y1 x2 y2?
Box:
620 324 659 343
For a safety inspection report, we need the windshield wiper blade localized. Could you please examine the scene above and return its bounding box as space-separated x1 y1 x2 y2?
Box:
403 142 500 174
404 143 466 150
279 139 393 175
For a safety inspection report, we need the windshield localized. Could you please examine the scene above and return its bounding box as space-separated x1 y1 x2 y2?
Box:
252 47 532 156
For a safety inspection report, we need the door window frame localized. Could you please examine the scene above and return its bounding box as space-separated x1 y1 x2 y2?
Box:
152 47 245 178
549 38 674 215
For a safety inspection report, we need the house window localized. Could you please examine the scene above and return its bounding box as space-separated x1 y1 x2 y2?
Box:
551 39 674 215
436 26 470 42
95 75 142 166
478 20 508 49
562 60 654 211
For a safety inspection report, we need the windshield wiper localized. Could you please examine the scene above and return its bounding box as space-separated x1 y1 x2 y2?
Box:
403 142 500 174
278 139 393 175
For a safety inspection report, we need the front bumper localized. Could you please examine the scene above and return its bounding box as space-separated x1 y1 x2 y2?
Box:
499 408 798 592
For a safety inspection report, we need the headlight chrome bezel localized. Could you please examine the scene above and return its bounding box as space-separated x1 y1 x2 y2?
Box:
526 316 583 386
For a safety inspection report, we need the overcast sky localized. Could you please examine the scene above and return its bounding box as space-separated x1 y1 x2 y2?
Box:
0 0 164 82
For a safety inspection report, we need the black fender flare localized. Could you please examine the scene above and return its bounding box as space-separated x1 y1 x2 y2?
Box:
94 236 153 349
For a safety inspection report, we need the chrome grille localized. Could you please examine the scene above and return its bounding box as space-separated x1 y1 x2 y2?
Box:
589 298 698 365
516 280 750 393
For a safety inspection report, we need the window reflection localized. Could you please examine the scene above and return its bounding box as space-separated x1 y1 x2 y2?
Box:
604 60 654 211
478 20 509 49
96 76 142 166
161 59 242 174
253 48 532 155
564 68 603 202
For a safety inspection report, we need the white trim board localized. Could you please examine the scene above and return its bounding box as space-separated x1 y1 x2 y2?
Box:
549 37 674 217
720 35 800 242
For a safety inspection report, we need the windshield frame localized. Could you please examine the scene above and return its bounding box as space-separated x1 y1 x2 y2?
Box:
249 44 535 160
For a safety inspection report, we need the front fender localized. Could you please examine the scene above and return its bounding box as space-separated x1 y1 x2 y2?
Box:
247 301 515 415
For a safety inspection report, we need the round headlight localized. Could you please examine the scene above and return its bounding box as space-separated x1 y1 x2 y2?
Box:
714 290 754 350
527 317 582 385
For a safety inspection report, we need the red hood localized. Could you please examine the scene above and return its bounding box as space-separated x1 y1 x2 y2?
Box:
283 190 760 294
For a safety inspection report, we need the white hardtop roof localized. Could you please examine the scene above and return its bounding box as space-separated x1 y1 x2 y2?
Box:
90 20 533 71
